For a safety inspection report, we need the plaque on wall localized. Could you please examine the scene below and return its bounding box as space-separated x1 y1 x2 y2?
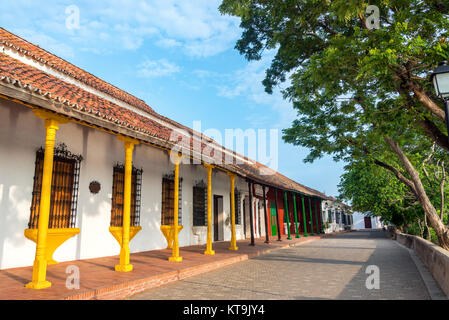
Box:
89 181 101 194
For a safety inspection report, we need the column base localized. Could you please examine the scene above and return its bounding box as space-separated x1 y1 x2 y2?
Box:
168 256 183 262
304 234 309 237
264 240 271 244
115 264 133 272
287 236 292 240
204 250 215 255
295 235 300 238
25 280 51 289
228 246 238 251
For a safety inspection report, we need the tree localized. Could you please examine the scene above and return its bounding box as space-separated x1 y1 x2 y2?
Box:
220 0 449 248
339 155 447 241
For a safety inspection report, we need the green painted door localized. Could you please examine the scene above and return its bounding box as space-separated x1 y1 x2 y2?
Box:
270 202 277 236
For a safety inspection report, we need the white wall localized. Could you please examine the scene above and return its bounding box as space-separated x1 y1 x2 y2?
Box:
352 212 383 229
0 100 246 269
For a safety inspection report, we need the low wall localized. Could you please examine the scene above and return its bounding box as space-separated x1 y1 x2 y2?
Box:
394 232 449 297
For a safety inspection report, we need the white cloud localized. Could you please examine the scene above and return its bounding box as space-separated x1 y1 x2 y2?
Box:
1 0 240 57
155 38 182 48
216 54 296 128
137 58 180 78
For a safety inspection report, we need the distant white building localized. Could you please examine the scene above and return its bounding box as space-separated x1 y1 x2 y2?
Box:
352 212 383 229
321 198 352 233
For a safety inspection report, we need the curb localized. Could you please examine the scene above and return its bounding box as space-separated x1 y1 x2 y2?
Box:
65 232 343 300
393 240 448 300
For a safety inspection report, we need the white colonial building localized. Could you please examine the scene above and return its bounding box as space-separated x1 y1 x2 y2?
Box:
321 198 353 233
352 212 384 229
0 28 330 290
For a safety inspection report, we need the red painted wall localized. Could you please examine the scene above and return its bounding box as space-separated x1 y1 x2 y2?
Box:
266 188 285 235
264 190 324 236
286 193 297 235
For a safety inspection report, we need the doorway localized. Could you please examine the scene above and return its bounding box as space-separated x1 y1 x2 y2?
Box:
213 195 224 241
364 216 372 229
270 202 277 236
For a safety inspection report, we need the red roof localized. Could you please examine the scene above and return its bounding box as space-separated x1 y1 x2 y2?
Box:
0 28 152 114
0 27 329 199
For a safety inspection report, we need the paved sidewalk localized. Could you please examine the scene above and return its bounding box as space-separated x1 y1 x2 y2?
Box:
129 230 439 300
0 232 329 299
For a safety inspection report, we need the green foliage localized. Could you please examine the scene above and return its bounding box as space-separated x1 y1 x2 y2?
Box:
219 1 449 162
338 156 449 234
220 0 449 244
338 160 413 225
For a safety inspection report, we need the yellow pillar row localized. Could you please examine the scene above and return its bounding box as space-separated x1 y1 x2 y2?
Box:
228 172 238 251
169 153 182 262
26 110 69 289
115 135 139 272
204 164 215 255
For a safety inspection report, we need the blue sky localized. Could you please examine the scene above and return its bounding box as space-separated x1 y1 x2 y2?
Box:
0 0 345 197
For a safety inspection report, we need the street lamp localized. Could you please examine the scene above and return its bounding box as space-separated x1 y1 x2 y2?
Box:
431 61 449 142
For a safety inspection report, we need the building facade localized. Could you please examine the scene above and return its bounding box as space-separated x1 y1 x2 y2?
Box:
0 28 331 289
321 198 353 233
352 212 384 229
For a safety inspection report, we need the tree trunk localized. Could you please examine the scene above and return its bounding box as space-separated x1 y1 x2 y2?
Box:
385 137 449 250
410 84 446 121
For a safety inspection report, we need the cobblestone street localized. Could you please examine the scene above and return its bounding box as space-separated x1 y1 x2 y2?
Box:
129 230 439 300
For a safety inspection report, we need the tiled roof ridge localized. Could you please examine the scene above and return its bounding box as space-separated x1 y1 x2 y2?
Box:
254 160 328 198
0 27 153 114
0 53 172 137
0 28 330 200
0 29 249 157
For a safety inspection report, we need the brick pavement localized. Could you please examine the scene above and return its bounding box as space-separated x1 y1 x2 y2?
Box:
0 232 327 299
129 230 437 300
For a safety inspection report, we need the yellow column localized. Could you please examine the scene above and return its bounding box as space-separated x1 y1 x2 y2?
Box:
169 154 182 262
26 110 68 289
116 136 139 272
204 164 215 255
228 172 238 251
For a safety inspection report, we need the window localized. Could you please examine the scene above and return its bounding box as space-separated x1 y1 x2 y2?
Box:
110 164 143 227
161 174 182 226
193 181 207 226
28 143 82 229
230 188 241 225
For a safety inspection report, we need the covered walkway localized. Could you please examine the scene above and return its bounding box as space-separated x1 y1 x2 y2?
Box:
0 233 330 300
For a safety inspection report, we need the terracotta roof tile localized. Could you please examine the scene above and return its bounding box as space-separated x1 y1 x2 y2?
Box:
0 27 153 114
0 28 330 200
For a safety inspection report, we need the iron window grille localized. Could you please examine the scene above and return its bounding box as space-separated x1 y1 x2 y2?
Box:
161 173 183 226
193 180 207 226
28 143 83 229
110 164 143 227
230 188 241 225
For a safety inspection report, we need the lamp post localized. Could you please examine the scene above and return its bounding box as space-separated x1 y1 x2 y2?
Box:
431 61 449 143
